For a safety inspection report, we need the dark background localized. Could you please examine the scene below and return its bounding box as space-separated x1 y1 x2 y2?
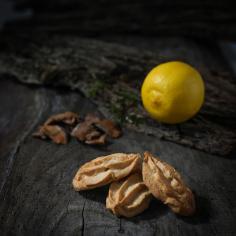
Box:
0 0 236 73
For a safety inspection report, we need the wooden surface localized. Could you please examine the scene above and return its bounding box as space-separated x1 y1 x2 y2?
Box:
0 35 236 155
0 30 236 235
0 78 236 236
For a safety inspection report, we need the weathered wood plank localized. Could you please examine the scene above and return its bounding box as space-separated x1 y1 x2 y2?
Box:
0 78 236 235
0 34 235 155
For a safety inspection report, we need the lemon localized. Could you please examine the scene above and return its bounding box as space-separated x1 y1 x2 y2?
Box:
141 61 205 124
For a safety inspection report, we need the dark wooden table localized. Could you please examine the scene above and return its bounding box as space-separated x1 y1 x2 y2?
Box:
0 36 236 236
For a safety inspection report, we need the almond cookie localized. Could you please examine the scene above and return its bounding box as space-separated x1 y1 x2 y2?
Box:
73 153 141 191
106 173 152 217
142 151 195 216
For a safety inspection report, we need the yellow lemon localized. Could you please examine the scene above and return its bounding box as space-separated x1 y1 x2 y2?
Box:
141 61 205 124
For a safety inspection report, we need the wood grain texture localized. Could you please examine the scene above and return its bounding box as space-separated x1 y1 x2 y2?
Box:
0 34 235 155
0 78 236 236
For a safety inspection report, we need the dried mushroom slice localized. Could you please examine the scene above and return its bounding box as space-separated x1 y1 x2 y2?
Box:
71 121 96 142
45 111 79 126
73 153 141 191
33 125 68 144
85 113 122 138
106 173 152 218
142 152 195 216
32 126 47 140
85 133 106 145
94 119 122 138
71 121 106 145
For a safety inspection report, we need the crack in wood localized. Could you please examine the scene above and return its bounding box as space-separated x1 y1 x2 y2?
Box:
0 92 45 195
118 218 124 234
81 197 86 236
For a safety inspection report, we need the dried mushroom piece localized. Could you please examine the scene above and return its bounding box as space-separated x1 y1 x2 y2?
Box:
106 173 152 218
85 130 102 141
32 126 47 140
71 121 106 145
85 113 122 138
45 111 79 126
71 121 95 142
85 133 106 145
73 153 141 191
33 125 68 144
142 152 195 216
94 119 122 138
33 112 121 146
